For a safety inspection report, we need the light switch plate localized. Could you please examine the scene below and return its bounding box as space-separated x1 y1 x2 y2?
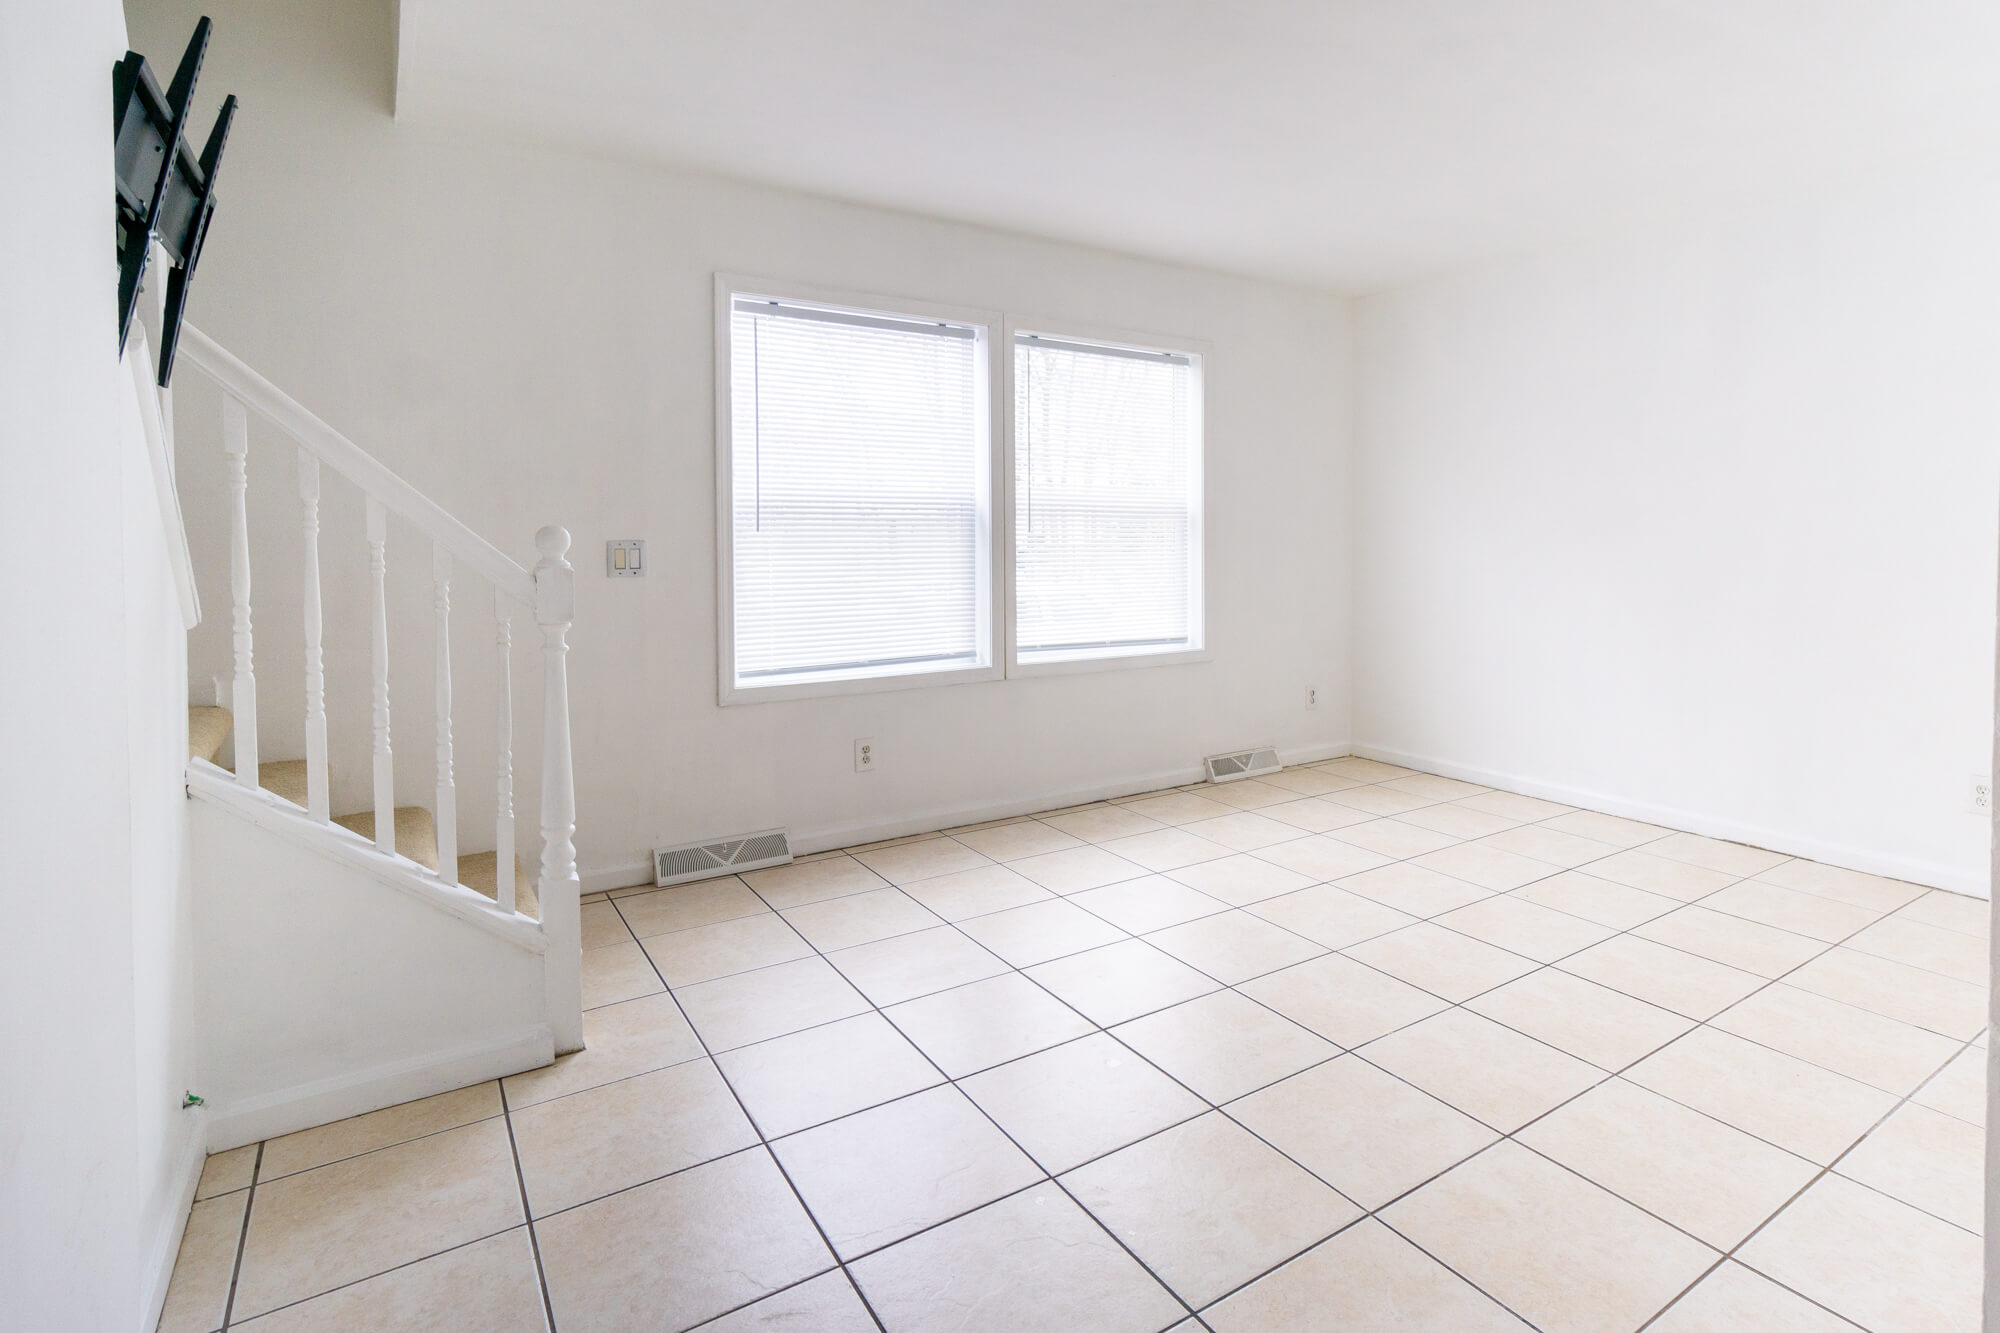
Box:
606 539 645 577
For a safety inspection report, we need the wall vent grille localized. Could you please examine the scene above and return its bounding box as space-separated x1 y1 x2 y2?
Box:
1204 746 1282 784
655 827 793 887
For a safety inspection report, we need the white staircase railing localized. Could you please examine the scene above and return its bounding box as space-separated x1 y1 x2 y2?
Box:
176 324 582 1052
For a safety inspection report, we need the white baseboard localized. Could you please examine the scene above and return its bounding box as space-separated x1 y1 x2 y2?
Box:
582 859 655 895
578 740 1353 892
1352 742 1988 899
204 1024 556 1152
138 1121 206 1333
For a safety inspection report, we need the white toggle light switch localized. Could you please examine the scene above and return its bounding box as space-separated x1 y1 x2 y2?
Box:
607 540 644 577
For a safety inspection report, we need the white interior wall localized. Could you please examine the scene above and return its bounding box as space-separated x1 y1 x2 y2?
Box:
130 0 1355 889
123 367 203 1326
190 797 553 1150
1 3 203 1329
1354 164 2000 895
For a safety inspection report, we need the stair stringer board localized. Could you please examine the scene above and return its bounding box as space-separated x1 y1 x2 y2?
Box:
189 782 556 1150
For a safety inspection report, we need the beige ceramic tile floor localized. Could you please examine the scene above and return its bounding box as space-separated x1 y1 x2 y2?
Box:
161 757 1988 1332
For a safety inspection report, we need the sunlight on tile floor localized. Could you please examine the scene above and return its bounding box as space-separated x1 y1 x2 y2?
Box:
161 758 1988 1332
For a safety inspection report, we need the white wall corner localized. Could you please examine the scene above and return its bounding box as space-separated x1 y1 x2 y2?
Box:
1354 742 1990 898
138 1121 206 1333
389 0 407 117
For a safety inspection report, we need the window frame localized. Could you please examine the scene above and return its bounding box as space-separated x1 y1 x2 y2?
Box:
713 273 1006 705
1001 315 1210 679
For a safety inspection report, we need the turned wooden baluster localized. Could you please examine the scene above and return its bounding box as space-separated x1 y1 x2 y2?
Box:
223 394 258 789
366 498 394 855
299 449 329 822
433 542 458 885
535 525 581 1053
494 591 516 914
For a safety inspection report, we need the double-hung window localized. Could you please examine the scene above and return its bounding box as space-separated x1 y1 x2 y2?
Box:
716 278 1203 703
717 281 998 701
1009 330 1204 670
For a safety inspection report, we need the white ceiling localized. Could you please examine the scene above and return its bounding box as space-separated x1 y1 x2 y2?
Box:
394 1 2000 292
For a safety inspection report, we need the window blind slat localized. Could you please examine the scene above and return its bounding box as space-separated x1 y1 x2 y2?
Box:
1014 336 1199 662
731 301 985 686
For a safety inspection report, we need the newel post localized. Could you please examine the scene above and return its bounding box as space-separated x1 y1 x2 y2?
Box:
535 525 583 1054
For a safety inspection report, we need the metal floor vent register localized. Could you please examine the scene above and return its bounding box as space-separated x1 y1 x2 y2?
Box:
655 828 793 887
1204 746 1282 783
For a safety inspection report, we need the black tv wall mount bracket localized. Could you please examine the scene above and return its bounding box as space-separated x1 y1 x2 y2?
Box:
114 16 236 387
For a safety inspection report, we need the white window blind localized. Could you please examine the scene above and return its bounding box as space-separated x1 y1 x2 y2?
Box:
728 296 989 689
1013 333 1201 664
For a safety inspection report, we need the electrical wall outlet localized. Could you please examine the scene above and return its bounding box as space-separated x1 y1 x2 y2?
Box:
854 738 876 775
1305 686 1319 711
1971 774 1991 816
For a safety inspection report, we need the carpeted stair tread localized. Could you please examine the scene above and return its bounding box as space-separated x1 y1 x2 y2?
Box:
333 806 439 870
189 703 515 907
189 706 233 764
257 759 309 808
460 853 538 919
191 709 306 810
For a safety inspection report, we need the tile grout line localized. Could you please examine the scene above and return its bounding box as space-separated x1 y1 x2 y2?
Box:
1126 810 1968 1325
216 1140 263 1332
673 1264 898 1332
832 838 1455 1322
629 793 1835 1005
634 775 1787 1009
632 828 1961 1110
208 1224 533 1326
1296 831 1979 1328
715 870 1210 1331
1634 1027 1983 1332
578 763 1967 1326
703 773 1618 1322
610 892 893 1333
1229 806 1966 1130
236 1105 513 1189
1121 793 1819 1322
969 778 1957 1323
1046 777 1590 1326
496 1079 560 1331
627 775 1962 1330
181 762 1968 1329
733 778 1863 1240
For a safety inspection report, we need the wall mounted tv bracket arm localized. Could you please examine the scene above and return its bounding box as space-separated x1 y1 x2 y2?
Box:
114 15 236 387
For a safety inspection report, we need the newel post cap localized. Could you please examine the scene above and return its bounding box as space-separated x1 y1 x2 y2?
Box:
535 525 572 562
534 524 574 626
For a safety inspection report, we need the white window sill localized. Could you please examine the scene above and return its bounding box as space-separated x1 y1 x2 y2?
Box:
720 660 1002 706
1006 646 1210 679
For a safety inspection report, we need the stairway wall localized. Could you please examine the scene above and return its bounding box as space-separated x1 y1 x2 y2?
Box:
191 798 554 1149
124 352 204 1329
0 4 205 1330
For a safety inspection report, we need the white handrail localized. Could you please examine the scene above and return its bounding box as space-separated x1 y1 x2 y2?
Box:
174 326 582 1055
177 325 535 607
